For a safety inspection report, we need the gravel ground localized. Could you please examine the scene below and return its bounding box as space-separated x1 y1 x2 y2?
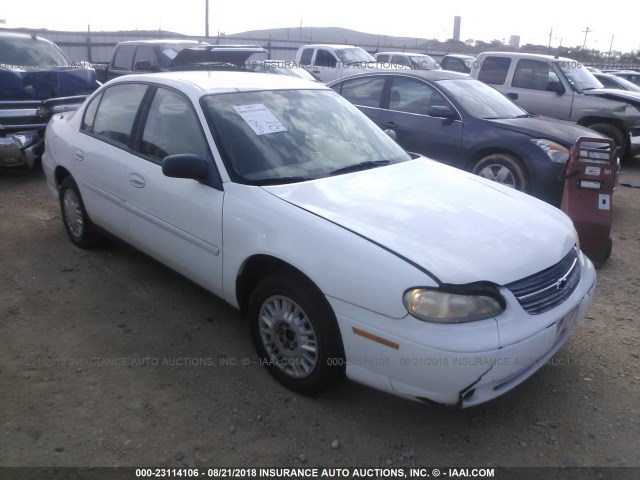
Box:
1 162 639 476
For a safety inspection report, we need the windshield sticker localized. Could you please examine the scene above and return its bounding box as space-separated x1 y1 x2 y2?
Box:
233 104 287 135
162 49 178 60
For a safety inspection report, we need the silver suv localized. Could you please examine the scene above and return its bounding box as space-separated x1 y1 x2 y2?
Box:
470 52 640 158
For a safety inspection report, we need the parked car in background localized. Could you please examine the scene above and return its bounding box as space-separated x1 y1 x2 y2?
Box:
440 54 475 73
374 52 440 70
43 71 595 408
610 70 640 87
329 70 607 205
0 31 97 170
470 52 640 159
244 60 321 82
593 72 640 92
295 44 408 83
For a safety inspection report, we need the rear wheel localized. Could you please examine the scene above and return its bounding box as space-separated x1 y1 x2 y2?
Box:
59 176 99 248
472 153 529 192
248 270 345 395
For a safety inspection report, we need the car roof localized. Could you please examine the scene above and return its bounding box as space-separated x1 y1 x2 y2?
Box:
376 52 431 56
442 54 475 59
301 44 359 50
108 70 329 95
329 70 470 84
117 39 210 46
0 31 55 44
477 51 578 63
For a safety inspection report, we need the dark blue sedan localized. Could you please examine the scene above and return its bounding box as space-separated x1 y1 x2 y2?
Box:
328 71 604 205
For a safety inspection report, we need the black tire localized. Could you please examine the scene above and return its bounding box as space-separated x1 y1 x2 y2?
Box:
248 270 345 395
587 123 626 159
471 153 529 192
59 176 99 248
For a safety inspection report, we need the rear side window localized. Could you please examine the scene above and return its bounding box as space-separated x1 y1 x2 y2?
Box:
91 84 147 146
339 77 385 108
477 56 511 85
112 45 135 70
81 92 104 132
512 59 560 90
299 48 314 66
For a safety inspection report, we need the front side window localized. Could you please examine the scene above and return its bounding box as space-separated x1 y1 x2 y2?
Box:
315 50 337 68
339 76 385 108
91 83 147 146
201 89 409 184
477 56 511 85
376 54 389 62
389 77 449 116
391 56 411 68
512 59 560 91
140 88 208 162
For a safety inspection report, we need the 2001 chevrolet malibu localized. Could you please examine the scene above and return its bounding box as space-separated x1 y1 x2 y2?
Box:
43 71 596 407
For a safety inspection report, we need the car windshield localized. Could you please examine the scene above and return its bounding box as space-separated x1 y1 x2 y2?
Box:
201 89 410 184
438 78 527 119
335 48 376 63
410 55 440 70
248 61 318 81
0 37 71 68
555 61 603 92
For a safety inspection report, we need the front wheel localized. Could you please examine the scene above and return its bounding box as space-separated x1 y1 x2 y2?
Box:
59 176 99 248
248 270 345 395
472 153 529 192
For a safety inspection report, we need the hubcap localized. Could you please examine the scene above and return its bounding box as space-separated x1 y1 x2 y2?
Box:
63 189 84 238
258 295 318 379
476 164 517 189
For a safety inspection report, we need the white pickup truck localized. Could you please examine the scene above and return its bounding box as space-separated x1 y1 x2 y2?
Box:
295 44 407 83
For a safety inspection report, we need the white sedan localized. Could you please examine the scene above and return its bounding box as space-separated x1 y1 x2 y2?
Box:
43 71 596 407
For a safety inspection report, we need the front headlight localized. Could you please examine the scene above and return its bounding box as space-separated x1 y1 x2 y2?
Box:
11 130 41 149
531 139 570 164
403 285 505 323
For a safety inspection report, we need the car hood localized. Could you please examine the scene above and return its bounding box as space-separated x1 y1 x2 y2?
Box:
487 116 603 145
583 87 640 108
0 66 97 100
262 158 576 286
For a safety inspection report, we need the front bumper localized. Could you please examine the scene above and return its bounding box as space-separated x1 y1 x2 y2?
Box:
0 132 44 169
329 250 597 407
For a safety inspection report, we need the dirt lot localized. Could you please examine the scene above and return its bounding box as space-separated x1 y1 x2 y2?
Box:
1 162 639 474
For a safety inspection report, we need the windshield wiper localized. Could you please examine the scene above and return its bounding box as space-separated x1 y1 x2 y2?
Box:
329 160 390 176
252 176 314 185
515 113 535 118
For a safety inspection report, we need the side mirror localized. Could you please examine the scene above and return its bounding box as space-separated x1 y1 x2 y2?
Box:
162 154 208 180
384 129 397 141
546 80 566 94
427 104 457 119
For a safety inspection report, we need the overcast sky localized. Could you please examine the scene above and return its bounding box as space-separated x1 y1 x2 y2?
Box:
2 0 639 54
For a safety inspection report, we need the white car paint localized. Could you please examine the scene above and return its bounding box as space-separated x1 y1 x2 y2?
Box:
43 71 596 407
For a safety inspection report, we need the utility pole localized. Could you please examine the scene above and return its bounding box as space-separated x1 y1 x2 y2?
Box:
582 27 591 50
608 34 614 58
548 27 553 52
205 0 209 38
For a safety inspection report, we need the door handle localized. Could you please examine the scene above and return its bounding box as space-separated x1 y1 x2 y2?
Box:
73 150 84 162
129 173 145 188
381 121 398 129
507 93 519 100
312 70 320 74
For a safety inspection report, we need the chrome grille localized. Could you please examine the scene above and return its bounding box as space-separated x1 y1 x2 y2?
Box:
506 249 581 315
